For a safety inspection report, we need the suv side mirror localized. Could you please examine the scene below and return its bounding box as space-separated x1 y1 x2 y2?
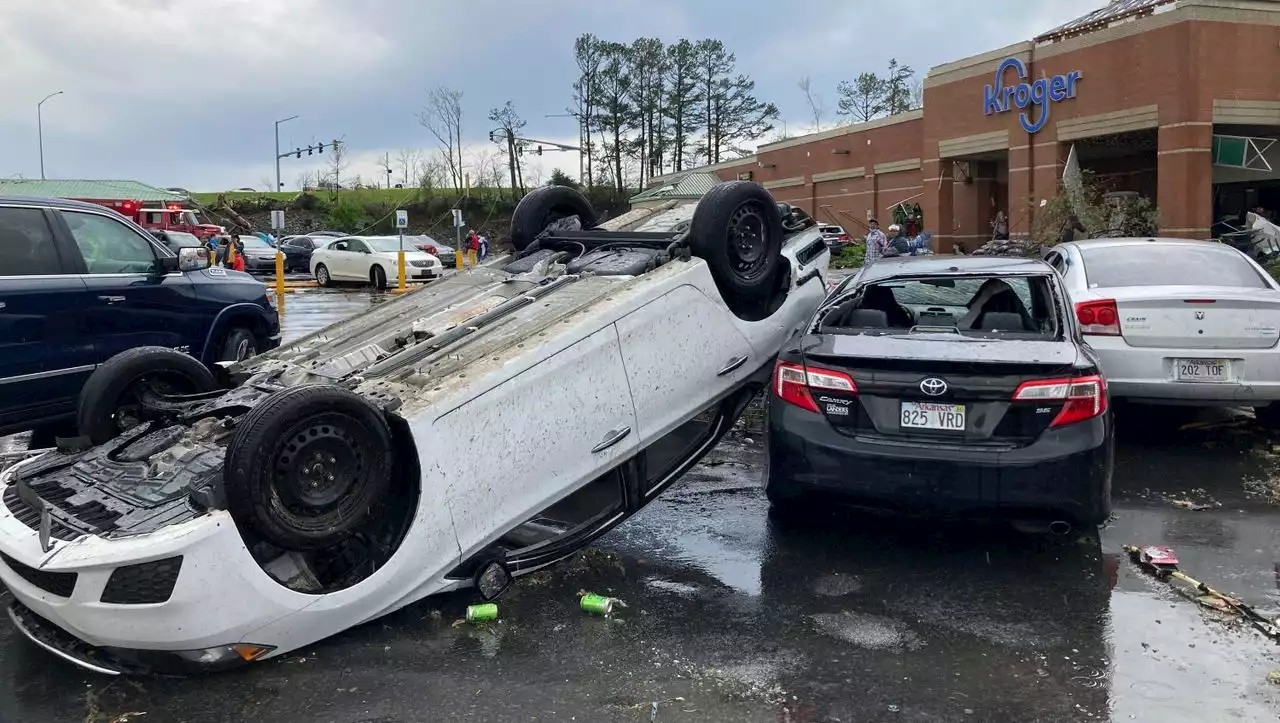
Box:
177 246 211 272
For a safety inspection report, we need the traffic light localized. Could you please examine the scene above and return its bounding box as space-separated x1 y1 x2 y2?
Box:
296 148 302 159
536 145 543 156
307 146 313 156
318 142 323 154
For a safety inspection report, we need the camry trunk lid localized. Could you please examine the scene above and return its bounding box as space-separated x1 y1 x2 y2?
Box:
797 334 1089 447
1105 287 1280 350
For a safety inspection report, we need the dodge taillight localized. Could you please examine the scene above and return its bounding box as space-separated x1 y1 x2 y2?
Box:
773 361 857 413
1013 375 1108 428
1075 299 1120 336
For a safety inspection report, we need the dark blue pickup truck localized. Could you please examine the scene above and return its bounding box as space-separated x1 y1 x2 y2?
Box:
0 196 280 441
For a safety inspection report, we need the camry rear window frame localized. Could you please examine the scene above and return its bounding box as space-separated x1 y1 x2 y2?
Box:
814 271 1064 341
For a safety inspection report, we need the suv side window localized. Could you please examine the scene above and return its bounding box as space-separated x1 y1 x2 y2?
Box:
347 239 369 254
1044 250 1066 274
62 211 159 274
0 207 63 276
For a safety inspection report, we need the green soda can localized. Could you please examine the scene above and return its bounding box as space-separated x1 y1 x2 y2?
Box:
465 603 498 622
580 593 614 615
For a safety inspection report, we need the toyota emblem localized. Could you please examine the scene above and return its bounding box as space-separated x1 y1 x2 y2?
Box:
1195 311 1205 320
920 378 948 396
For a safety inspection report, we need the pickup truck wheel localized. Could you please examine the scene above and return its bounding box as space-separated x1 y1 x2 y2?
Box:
223 385 395 551
217 326 258 363
689 181 784 311
371 265 388 290
509 185 597 252
315 264 332 287
77 347 219 445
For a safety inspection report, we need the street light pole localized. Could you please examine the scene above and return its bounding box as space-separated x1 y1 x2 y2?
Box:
37 91 64 181
274 115 299 191
545 113 584 183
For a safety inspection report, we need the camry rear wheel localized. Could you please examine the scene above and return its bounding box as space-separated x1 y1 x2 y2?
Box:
315 264 332 287
223 385 395 551
371 265 388 290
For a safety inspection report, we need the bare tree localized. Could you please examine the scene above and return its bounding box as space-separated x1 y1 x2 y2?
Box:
417 86 465 191
416 156 446 191
526 164 546 187
488 101 528 200
395 148 423 187
325 140 351 190
908 77 924 110
294 170 315 190
258 177 274 192
798 76 827 132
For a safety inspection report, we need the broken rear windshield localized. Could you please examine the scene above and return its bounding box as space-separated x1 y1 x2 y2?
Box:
818 275 1061 339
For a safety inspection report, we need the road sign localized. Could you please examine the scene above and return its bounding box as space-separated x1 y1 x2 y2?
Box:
269 210 285 230
452 209 464 228
395 210 408 229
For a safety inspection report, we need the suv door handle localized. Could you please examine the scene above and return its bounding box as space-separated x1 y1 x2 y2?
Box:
97 295 126 304
591 426 631 453
718 355 750 377
0 302 6 310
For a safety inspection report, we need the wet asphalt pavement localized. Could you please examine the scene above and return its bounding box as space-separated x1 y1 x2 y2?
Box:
3 286 1280 723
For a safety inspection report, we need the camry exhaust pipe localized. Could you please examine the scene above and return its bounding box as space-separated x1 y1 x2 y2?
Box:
1048 520 1073 536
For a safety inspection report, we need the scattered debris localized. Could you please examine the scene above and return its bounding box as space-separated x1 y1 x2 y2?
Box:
465 603 498 623
1178 418 1248 433
1124 545 1280 641
578 591 626 616
1267 670 1280 686
1168 498 1220 511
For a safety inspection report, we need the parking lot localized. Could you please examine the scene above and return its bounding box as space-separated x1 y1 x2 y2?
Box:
3 285 1279 723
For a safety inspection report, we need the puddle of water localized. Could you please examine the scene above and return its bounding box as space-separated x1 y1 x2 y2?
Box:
809 611 924 652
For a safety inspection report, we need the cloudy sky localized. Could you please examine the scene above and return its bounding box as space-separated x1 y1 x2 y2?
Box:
1 0 1103 192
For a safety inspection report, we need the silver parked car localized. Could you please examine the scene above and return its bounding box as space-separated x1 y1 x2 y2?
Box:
1046 238 1280 423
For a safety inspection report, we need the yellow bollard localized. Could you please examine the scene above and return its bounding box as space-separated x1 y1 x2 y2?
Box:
274 289 286 318
274 250 285 296
455 249 464 270
397 250 407 291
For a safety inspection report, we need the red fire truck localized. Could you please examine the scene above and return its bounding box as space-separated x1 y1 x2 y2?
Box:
81 199 225 241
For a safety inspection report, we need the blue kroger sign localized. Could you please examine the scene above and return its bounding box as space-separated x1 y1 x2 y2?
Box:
983 57 1081 134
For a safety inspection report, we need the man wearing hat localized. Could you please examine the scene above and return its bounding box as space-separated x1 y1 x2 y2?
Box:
864 218 888 266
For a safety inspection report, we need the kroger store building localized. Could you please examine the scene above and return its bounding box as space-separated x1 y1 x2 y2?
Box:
648 0 1280 249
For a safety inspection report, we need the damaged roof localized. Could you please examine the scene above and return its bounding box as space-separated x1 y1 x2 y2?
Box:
630 171 721 203
1036 0 1178 42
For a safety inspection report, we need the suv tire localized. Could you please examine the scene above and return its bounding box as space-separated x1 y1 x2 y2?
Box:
77 347 219 444
371 264 388 290
509 185 598 252
223 385 395 551
689 181 785 313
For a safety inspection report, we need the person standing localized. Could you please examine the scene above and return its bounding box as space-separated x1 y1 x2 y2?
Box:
467 229 479 266
864 218 888 266
477 231 490 260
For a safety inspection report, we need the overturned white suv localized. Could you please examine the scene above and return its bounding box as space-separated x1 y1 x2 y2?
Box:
0 181 830 675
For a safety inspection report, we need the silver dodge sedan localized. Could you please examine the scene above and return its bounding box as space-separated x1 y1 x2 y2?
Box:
1045 238 1280 425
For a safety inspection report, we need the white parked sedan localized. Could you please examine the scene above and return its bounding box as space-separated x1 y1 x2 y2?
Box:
1046 238 1280 423
310 235 443 288
0 182 830 675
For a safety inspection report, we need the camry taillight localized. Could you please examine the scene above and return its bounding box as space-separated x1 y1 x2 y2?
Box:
1013 375 1107 428
773 361 857 413
1075 299 1120 336
838 234 850 242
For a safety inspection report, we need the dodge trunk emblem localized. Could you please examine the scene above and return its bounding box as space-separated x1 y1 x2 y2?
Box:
1195 311 1205 320
920 378 948 396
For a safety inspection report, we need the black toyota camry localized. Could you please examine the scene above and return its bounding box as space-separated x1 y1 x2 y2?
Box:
765 255 1113 533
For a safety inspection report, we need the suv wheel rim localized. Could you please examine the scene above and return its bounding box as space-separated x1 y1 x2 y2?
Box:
728 201 769 280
